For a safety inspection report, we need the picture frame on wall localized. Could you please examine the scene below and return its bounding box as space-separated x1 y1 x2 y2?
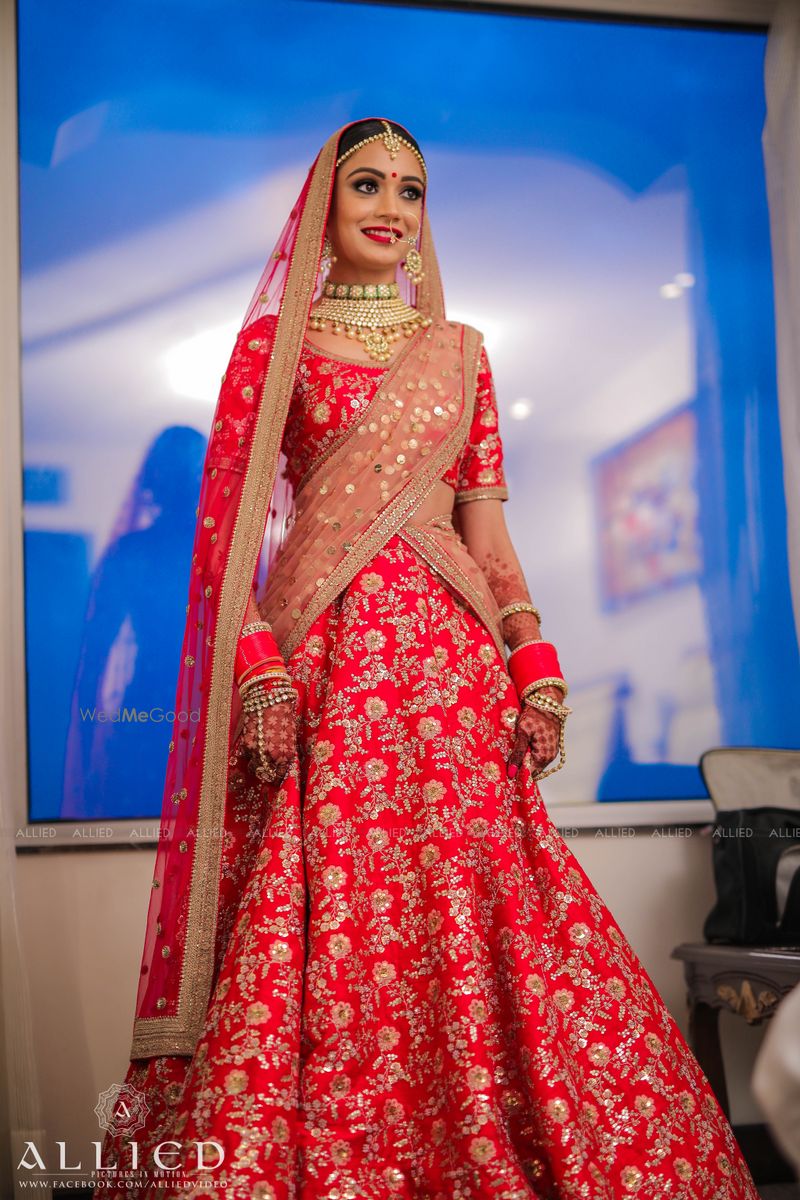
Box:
591 402 702 613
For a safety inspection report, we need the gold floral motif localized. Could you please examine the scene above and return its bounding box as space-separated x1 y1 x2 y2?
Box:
674 1158 693 1181
546 1097 570 1123
621 1164 644 1191
224 1069 248 1095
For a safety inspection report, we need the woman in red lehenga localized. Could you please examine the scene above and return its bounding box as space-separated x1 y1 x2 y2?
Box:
97 119 760 1200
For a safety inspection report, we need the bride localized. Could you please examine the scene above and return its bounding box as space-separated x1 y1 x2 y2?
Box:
99 117 759 1199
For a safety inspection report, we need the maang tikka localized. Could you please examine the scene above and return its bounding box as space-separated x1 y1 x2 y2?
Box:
335 119 428 183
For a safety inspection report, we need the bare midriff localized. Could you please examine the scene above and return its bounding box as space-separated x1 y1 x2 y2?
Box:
409 479 456 527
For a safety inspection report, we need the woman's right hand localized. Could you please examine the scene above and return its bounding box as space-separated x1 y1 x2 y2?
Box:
241 694 298 784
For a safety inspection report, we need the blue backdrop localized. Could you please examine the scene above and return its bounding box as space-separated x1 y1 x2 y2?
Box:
17 0 799 820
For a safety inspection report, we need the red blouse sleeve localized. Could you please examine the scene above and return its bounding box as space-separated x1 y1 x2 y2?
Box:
454 343 509 503
205 315 275 473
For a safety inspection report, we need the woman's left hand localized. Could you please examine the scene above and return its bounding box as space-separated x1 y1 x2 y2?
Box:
507 684 563 780
240 695 297 784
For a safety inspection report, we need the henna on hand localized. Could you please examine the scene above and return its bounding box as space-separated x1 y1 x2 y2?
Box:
241 698 297 782
507 685 563 779
236 592 298 781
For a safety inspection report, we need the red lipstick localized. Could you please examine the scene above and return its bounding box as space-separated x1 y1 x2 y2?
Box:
361 225 402 244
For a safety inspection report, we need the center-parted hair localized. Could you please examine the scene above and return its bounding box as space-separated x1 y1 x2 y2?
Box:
336 119 427 180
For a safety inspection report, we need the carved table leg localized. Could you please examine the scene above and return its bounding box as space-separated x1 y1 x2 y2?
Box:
688 1000 730 1118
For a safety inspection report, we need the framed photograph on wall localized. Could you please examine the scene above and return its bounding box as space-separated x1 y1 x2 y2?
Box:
591 402 702 612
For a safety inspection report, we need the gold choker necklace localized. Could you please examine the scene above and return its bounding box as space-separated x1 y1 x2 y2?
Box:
309 280 432 363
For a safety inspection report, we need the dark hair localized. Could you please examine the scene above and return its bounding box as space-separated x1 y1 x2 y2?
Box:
336 119 426 175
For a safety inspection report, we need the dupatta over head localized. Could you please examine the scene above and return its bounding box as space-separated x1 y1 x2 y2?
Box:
130 118 492 1059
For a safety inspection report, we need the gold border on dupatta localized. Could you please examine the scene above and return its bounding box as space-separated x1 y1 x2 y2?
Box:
130 136 340 1059
417 208 444 317
131 121 450 1059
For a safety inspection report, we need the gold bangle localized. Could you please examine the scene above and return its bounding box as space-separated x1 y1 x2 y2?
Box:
239 669 292 696
240 620 273 638
241 685 296 712
507 638 545 658
498 602 542 623
237 657 283 685
240 665 289 682
520 676 569 701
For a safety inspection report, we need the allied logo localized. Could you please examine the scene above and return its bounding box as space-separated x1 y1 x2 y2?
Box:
94 1083 150 1136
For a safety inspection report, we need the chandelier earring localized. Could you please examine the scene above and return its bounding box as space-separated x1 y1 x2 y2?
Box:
320 234 337 270
401 214 424 287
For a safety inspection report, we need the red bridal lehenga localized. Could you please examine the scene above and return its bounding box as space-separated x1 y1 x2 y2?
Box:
97 119 759 1200
99 322 759 1200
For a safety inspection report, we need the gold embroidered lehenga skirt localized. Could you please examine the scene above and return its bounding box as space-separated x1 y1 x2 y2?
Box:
104 517 758 1199
101 334 758 1199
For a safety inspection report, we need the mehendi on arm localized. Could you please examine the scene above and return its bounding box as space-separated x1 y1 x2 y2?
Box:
457 498 562 778
455 500 543 651
451 340 565 780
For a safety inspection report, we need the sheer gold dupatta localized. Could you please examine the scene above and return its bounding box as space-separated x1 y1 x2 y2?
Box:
258 319 506 661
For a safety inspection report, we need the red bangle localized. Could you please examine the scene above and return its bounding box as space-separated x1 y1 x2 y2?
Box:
508 641 564 696
237 656 284 687
235 630 281 679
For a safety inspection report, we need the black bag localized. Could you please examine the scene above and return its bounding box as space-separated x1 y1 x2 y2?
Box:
700 748 800 947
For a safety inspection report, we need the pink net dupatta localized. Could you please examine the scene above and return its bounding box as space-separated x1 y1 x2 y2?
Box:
130 120 445 1059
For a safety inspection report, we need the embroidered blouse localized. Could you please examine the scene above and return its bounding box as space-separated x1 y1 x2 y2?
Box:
206 315 509 506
